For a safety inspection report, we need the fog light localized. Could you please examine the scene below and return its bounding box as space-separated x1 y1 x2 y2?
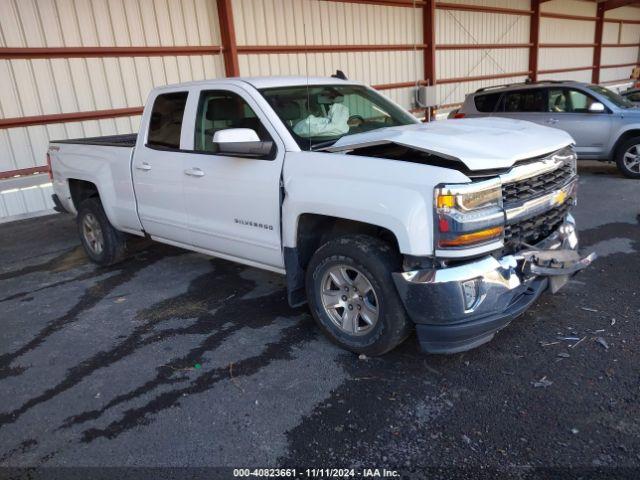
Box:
559 223 574 236
462 279 480 310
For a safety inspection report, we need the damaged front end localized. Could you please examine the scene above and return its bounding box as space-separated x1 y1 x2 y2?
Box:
392 148 596 354
521 248 596 294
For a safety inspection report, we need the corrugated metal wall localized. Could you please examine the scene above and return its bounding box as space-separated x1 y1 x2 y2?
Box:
436 0 531 106
234 0 423 110
601 6 640 83
0 0 224 174
538 0 596 82
0 179 54 220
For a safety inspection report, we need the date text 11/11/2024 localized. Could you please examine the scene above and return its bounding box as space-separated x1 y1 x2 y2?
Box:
232 468 400 477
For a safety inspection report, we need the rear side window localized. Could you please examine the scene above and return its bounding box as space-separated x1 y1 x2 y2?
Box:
474 93 501 112
502 89 546 113
147 92 188 149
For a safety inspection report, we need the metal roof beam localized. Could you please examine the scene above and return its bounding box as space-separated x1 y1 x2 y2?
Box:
600 0 640 11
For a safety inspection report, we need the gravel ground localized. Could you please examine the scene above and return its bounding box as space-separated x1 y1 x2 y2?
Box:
0 161 638 479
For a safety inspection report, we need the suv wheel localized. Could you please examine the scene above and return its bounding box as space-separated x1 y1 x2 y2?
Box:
77 198 127 266
616 136 640 179
305 235 412 356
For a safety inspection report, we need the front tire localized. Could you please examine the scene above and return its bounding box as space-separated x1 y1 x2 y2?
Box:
305 235 412 356
615 136 640 179
76 198 126 266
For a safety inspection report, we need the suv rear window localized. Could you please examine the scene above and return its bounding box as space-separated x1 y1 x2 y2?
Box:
148 92 188 149
474 93 501 112
503 89 546 113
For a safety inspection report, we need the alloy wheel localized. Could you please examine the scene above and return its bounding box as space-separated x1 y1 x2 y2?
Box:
623 144 640 174
320 265 379 336
82 213 104 255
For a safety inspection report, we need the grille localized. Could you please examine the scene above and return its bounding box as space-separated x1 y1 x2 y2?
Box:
502 162 574 205
503 201 571 254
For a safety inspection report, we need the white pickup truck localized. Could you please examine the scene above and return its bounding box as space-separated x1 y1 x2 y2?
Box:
48 76 595 355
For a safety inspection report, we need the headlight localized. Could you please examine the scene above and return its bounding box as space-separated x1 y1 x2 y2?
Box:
435 179 504 249
436 183 502 211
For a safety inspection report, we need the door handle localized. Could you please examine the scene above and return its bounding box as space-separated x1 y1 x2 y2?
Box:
184 167 205 177
546 118 559 125
136 162 152 171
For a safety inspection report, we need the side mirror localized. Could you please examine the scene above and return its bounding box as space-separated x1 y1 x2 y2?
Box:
212 128 274 158
588 102 606 113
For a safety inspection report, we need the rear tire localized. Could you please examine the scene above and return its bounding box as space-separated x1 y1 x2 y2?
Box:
615 136 640 179
305 234 412 356
76 197 127 266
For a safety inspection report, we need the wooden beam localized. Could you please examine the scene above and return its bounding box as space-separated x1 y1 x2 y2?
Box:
319 0 425 7
538 65 595 75
0 46 223 60
237 44 428 54
529 0 541 82
424 0 436 86
0 166 50 180
541 12 595 21
601 0 640 11
438 71 531 84
423 0 436 121
593 2 605 83
604 17 640 24
216 0 240 77
373 80 425 90
436 2 533 15
0 107 143 129
600 61 640 68
540 43 597 48
437 43 531 50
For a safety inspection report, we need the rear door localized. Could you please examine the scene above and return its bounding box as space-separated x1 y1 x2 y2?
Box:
180 84 286 270
132 90 192 244
495 88 551 125
545 87 612 158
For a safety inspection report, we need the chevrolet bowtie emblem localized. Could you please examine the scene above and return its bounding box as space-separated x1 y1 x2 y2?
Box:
553 190 567 206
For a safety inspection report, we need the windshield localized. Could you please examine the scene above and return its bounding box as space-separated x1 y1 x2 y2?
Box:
587 84 636 109
259 84 418 150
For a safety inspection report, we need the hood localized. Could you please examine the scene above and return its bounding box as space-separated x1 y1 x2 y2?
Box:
324 117 574 171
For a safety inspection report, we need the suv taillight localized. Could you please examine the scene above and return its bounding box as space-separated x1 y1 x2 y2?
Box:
453 113 466 119
46 152 53 180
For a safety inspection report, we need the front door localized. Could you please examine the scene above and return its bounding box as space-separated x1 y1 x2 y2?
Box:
546 88 612 158
180 85 285 270
133 90 193 244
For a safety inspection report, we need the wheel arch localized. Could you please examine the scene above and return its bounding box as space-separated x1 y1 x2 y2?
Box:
611 129 640 161
68 178 100 210
284 213 401 307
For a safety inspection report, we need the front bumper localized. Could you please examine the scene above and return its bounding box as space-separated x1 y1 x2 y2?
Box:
393 214 595 354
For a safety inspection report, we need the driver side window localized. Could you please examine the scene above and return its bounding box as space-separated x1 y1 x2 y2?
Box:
548 88 598 113
194 90 272 152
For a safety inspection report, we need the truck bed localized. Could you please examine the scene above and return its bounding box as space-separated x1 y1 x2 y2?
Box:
49 136 142 234
52 134 137 147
